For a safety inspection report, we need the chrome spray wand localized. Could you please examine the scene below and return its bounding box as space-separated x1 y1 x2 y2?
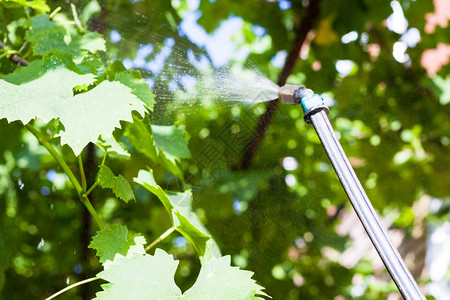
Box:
278 85 425 300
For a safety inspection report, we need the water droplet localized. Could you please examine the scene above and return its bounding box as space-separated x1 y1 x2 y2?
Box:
18 179 24 190
37 238 45 250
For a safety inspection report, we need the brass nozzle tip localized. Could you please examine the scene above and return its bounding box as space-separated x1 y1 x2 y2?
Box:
278 84 299 104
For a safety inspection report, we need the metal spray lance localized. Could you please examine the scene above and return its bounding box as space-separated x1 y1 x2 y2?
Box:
278 85 425 300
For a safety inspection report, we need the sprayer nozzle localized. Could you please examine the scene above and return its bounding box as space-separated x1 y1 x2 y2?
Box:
279 84 329 123
278 85 314 104
278 85 298 104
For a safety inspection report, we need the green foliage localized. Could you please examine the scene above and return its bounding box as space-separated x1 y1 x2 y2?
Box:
183 255 267 299
4 0 50 14
89 224 141 263
125 114 190 179
114 71 156 109
152 125 191 163
26 14 105 57
0 67 147 155
134 169 212 258
95 248 180 299
95 245 266 299
0 1 268 298
27 15 70 55
98 166 135 203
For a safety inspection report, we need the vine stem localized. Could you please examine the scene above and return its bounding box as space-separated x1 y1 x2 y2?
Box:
85 180 99 196
78 155 87 192
84 145 107 196
45 276 99 300
70 3 85 32
145 227 175 252
81 194 105 230
25 124 105 230
26 124 83 194
49 6 62 19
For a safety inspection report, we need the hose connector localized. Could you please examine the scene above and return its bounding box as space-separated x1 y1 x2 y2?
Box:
278 84 329 124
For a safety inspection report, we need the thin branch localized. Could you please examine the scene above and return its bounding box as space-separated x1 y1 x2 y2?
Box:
81 194 105 230
145 227 175 252
26 124 105 230
85 180 99 196
49 6 62 19
83 145 106 194
45 277 100 300
78 155 87 192
100 148 108 166
239 0 321 170
26 124 83 195
70 3 85 32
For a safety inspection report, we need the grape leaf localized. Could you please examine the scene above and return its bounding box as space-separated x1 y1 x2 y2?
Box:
89 224 144 264
98 166 135 202
125 114 186 179
2 57 100 85
94 245 267 299
26 14 106 57
1 60 45 84
81 0 102 24
152 124 191 163
95 248 181 300
202 239 222 264
134 169 211 257
97 135 130 159
184 255 268 299
72 32 106 53
0 67 147 155
26 15 68 56
5 0 50 13
114 71 155 109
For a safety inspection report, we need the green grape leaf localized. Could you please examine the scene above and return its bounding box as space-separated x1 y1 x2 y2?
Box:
72 32 106 53
26 15 68 56
81 0 102 24
202 239 223 264
94 245 267 299
124 114 184 179
5 0 50 13
0 67 147 155
134 169 211 257
6 17 27 45
95 248 181 300
114 71 155 109
98 166 135 202
26 14 106 57
152 124 191 163
1 60 46 84
97 135 130 159
170 193 212 256
184 255 268 299
89 224 145 264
